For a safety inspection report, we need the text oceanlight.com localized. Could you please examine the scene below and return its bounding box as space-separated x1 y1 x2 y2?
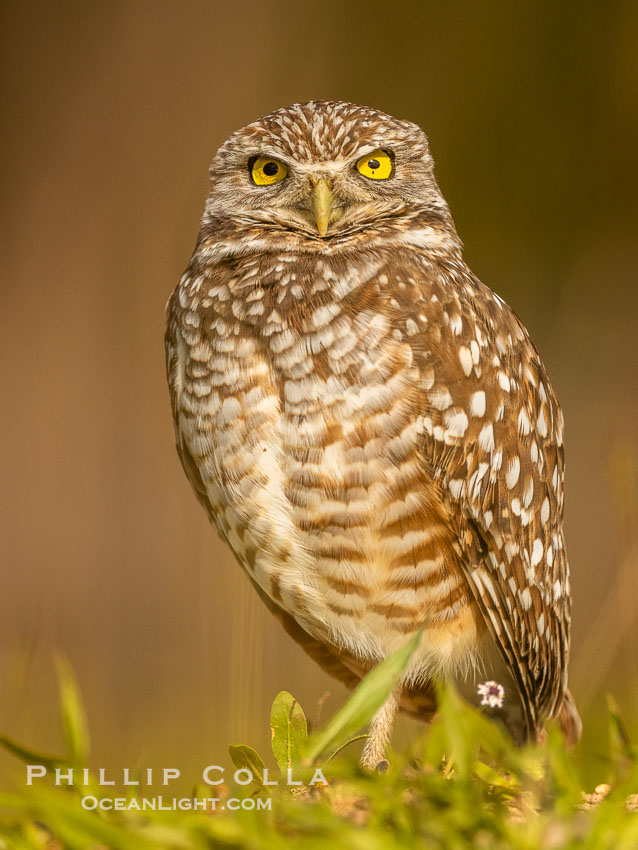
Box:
81 796 272 811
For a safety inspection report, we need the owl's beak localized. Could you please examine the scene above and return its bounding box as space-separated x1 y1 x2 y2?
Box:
310 178 334 237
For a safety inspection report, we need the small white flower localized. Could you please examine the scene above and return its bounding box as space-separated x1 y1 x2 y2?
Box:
477 680 505 709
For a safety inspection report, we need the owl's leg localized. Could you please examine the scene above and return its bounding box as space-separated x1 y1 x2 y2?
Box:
360 688 400 771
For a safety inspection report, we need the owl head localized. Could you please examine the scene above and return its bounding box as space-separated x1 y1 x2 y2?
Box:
201 101 455 246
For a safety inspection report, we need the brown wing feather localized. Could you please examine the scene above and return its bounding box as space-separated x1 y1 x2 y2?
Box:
393 255 570 736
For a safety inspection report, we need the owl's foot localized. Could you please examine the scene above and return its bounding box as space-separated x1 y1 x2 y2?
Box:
360 758 389 773
359 740 387 772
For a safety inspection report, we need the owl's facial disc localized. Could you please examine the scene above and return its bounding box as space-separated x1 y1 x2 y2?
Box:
239 146 408 238
232 144 433 241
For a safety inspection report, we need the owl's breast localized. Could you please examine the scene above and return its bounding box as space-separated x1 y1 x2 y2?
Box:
174 299 482 681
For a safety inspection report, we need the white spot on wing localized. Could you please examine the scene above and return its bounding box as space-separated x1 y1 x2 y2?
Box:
449 479 464 498
506 456 520 489
469 390 486 417
478 424 495 452
459 346 473 376
531 538 543 567
445 410 469 437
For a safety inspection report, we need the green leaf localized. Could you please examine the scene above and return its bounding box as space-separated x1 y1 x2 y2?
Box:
55 655 90 766
228 744 268 786
304 628 423 764
270 691 308 773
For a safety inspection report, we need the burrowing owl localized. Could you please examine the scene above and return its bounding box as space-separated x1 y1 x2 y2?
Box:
165 101 581 768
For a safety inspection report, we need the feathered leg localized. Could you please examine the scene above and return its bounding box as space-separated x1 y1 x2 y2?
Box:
360 688 401 771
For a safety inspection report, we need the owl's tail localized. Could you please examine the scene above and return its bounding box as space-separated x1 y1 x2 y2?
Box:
557 688 582 746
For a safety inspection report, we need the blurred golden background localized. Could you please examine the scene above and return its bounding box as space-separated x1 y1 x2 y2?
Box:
1 1 637 787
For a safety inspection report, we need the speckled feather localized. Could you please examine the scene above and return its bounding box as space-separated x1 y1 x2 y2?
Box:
165 101 580 747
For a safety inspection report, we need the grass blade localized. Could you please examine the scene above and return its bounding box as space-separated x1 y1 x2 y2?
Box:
0 734 69 771
54 655 89 766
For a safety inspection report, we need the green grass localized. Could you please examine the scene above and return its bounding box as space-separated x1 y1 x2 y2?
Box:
0 644 637 850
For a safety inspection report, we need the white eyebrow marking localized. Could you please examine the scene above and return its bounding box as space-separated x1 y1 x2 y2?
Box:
349 144 384 159
291 160 354 174
261 145 390 175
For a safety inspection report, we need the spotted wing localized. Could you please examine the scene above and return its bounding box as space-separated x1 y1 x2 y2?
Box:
405 258 570 735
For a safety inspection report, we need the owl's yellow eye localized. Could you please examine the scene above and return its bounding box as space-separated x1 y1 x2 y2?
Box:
250 156 288 186
356 149 393 180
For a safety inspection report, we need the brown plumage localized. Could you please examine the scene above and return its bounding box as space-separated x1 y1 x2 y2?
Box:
165 101 580 768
